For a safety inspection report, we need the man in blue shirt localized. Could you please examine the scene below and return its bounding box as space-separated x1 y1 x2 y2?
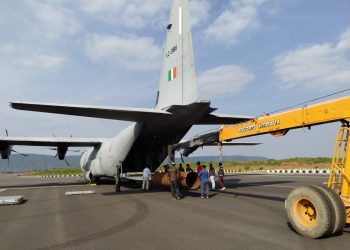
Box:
198 165 210 199
142 166 151 191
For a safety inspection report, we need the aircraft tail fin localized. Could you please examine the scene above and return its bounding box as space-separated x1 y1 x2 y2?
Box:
156 0 197 109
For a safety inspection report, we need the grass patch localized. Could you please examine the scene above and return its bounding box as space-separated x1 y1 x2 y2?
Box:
157 157 332 172
24 167 81 176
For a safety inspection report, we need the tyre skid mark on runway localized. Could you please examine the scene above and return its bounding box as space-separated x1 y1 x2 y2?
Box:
38 196 149 250
147 194 293 249
0 198 131 223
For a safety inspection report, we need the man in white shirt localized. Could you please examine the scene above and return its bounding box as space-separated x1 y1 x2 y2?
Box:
142 166 151 191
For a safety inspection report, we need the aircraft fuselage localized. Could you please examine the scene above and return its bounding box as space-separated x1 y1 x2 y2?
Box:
80 101 214 181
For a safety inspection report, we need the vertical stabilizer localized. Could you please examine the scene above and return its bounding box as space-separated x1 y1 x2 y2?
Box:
156 0 197 109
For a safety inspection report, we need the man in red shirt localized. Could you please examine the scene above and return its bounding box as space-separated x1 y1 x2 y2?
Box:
196 161 202 173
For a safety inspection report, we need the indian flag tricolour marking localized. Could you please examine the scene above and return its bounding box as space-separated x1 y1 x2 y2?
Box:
168 67 177 81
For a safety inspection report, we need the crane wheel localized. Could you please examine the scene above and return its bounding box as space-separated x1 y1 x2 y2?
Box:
312 185 346 235
285 185 335 238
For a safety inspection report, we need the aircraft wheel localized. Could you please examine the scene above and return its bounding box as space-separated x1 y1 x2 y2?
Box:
90 175 101 185
285 185 334 238
312 185 346 235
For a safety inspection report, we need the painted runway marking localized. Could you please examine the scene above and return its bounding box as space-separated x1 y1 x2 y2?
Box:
0 189 7 193
4 184 87 191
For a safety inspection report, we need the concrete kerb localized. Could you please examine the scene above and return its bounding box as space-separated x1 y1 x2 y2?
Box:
42 174 83 178
225 168 330 175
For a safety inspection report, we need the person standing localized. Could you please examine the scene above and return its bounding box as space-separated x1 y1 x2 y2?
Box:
178 163 185 172
196 161 202 173
185 163 193 172
115 166 121 192
209 163 216 191
217 162 226 190
142 166 151 191
198 165 210 199
167 163 181 200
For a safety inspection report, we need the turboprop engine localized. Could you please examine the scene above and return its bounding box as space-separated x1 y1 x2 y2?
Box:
151 172 200 190
0 145 12 159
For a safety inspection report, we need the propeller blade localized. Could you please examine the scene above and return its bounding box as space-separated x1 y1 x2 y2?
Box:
53 154 57 158
7 158 9 168
64 159 70 166
180 154 185 163
5 129 8 137
11 150 28 157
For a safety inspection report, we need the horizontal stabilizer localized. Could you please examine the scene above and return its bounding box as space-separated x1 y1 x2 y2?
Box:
0 137 105 147
10 102 171 122
196 113 252 125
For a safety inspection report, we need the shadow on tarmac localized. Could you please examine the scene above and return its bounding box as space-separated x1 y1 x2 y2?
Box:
102 178 291 202
215 189 286 202
225 179 295 188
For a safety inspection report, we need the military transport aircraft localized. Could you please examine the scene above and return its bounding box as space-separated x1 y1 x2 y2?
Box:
0 0 254 182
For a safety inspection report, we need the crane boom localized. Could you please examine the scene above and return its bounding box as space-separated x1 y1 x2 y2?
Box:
169 95 350 237
218 95 350 228
219 96 350 142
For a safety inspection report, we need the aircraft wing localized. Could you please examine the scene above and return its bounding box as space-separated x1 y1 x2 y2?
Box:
0 137 105 147
196 113 252 125
10 102 171 122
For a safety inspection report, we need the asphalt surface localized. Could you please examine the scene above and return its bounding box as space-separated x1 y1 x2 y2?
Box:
0 173 349 250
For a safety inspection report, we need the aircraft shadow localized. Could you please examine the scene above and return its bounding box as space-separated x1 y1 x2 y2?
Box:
214 189 286 202
224 179 295 188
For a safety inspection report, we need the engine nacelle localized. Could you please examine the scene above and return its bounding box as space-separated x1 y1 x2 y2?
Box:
57 145 68 160
0 145 12 159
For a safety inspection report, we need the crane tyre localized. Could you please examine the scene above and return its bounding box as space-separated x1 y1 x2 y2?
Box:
285 185 334 238
312 185 346 235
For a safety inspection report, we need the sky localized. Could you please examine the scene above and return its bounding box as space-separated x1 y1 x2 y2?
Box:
0 0 349 159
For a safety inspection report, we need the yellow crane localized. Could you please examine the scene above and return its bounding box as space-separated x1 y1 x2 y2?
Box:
171 95 350 238
218 95 350 238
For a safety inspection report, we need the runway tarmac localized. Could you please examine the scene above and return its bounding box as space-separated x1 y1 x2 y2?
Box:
0 173 349 250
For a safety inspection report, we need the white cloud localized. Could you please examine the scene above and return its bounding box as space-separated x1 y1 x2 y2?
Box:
198 65 255 98
204 0 265 46
273 27 350 90
85 34 162 70
189 0 211 27
77 0 168 29
15 54 65 70
0 42 65 70
25 0 81 41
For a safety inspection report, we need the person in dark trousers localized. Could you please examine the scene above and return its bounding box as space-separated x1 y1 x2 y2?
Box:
217 162 226 190
142 166 151 191
198 165 210 199
185 163 193 172
167 163 181 200
178 163 185 172
115 166 121 192
196 161 202 173
209 163 216 190
163 164 169 172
